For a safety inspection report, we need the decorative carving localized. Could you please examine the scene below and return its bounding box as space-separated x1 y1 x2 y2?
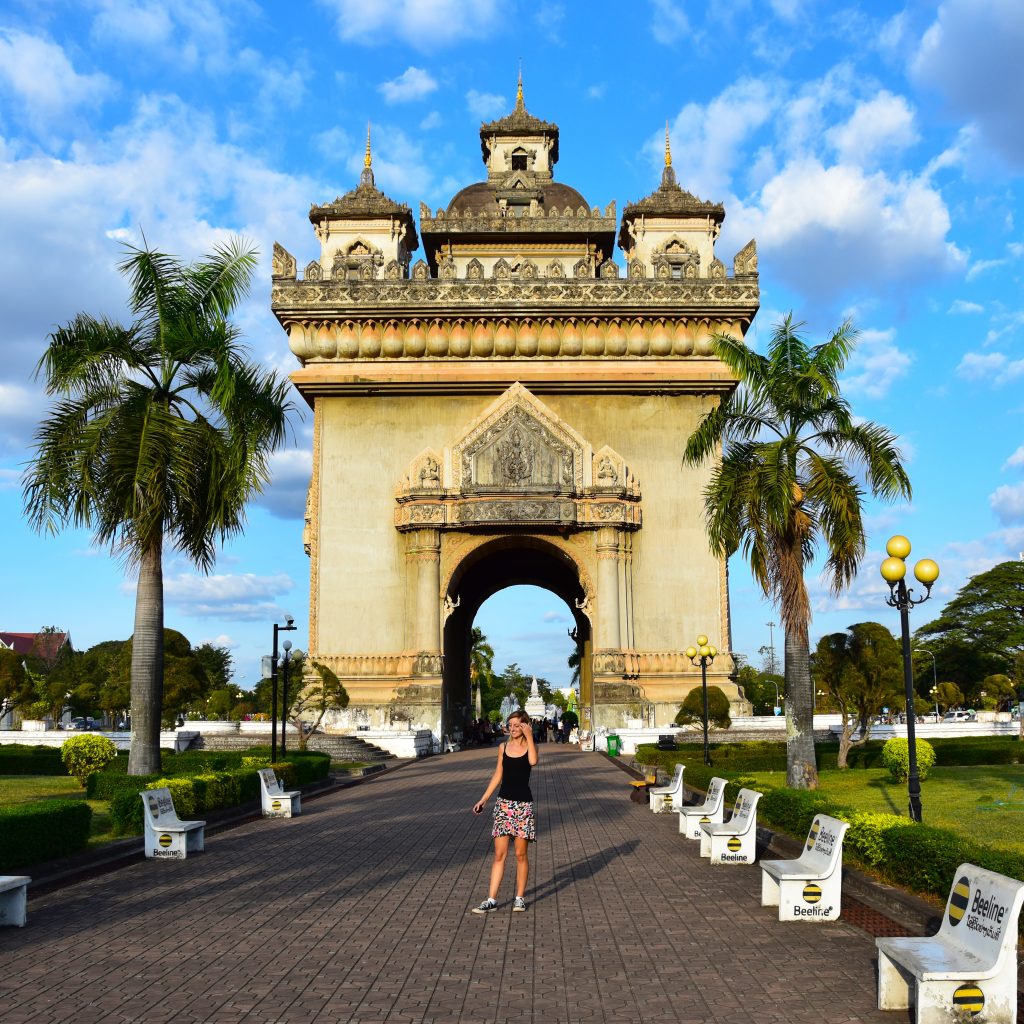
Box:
411 259 430 280
599 259 620 279
438 255 456 280
419 455 441 487
733 238 758 276
597 455 618 484
455 500 576 524
493 257 512 280
546 260 564 278
412 653 443 676
384 259 402 280
304 259 322 282
272 243 296 280
709 258 726 280
628 258 646 279
442 593 461 623
409 504 445 524
519 259 539 280
466 257 484 280
573 257 592 278
496 426 535 484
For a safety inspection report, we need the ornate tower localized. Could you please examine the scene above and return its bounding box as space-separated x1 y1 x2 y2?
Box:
271 91 759 744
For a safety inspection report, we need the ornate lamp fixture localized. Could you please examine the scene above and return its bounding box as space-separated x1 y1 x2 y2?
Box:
685 635 717 766
880 534 940 822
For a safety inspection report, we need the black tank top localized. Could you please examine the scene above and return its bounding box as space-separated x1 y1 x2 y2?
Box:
498 745 533 802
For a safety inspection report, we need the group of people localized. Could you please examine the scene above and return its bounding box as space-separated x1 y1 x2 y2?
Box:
462 714 578 748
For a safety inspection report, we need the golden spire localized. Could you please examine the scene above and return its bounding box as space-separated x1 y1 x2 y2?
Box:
364 122 372 168
516 62 524 110
665 121 672 167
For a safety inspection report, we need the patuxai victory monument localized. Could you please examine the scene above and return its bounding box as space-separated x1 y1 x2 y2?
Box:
271 85 760 745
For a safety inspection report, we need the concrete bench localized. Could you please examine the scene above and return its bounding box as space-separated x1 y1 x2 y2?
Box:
0 876 30 927
876 863 1024 1023
678 777 727 839
760 814 850 921
258 768 301 818
141 788 206 860
649 763 685 813
699 788 762 864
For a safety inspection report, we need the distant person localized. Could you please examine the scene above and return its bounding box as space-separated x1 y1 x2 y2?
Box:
471 710 538 914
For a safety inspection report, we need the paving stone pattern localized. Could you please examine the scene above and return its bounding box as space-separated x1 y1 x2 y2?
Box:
0 746 900 1023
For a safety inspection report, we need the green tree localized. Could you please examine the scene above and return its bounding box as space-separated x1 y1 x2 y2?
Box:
287 658 349 750
978 673 1015 710
934 681 964 713
0 649 34 714
23 239 293 775
916 561 1024 672
683 316 911 788
675 685 731 729
735 664 784 716
469 627 494 718
813 622 902 768
193 643 233 692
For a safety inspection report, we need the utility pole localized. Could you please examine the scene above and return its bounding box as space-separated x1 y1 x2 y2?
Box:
766 621 777 676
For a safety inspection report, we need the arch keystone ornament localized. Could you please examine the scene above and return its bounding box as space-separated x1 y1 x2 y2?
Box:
274 92 756 745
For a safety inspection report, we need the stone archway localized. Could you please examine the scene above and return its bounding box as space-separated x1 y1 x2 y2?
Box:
441 536 592 739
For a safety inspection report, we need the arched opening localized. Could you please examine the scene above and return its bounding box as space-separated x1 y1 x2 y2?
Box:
442 536 592 740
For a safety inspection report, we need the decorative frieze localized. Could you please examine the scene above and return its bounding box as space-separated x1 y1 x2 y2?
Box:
282 313 750 362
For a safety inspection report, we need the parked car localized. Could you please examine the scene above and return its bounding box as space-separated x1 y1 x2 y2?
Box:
942 710 974 723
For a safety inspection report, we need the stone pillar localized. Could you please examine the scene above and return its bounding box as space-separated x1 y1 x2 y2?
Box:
596 527 621 650
408 529 441 660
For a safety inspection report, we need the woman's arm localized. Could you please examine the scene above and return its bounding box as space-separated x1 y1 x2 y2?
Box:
523 725 538 766
473 744 504 813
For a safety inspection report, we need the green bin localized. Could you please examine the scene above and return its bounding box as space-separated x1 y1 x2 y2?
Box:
606 734 621 757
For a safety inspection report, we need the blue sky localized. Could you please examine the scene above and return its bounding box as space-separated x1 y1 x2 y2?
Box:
1 0 1022 690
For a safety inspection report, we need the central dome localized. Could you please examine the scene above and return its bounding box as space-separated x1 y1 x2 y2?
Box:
446 179 591 216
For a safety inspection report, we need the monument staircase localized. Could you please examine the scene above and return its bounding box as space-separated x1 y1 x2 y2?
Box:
188 731 396 763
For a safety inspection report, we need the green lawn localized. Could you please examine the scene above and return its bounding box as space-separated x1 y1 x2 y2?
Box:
744 765 1024 854
0 775 115 846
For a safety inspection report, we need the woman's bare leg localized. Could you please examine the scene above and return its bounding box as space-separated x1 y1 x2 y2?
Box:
488 836 510 899
514 837 529 897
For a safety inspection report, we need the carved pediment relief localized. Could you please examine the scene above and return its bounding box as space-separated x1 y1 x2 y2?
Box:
452 383 586 494
395 384 642 532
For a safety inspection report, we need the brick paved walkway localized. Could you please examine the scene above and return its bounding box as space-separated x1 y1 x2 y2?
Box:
0 746 899 1023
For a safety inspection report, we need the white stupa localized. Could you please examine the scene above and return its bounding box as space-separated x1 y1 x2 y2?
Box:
525 676 546 718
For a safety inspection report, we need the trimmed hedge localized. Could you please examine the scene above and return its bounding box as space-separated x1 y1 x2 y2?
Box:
0 800 93 871
0 744 66 776
105 752 330 835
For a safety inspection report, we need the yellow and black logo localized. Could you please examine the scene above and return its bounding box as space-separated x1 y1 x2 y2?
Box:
948 877 971 927
727 836 742 852
803 883 822 904
952 984 984 1015
272 800 282 810
158 834 173 848
806 821 819 851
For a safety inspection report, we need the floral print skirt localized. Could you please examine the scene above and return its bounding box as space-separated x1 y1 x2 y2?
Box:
492 797 536 841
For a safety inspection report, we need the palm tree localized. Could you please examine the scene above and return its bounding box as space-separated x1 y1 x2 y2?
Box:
23 239 293 775
683 315 911 788
469 626 494 717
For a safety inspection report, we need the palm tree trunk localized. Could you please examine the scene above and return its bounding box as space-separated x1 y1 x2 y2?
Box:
128 537 164 775
784 623 819 789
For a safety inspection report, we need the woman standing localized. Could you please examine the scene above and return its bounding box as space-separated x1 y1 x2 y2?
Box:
471 710 538 913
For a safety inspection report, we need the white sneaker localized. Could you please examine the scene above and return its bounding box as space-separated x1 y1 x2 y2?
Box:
512 896 527 912
471 898 498 915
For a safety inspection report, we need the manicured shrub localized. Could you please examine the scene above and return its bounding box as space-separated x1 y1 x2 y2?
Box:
675 685 731 729
61 733 118 786
0 800 92 871
882 737 936 782
845 812 917 867
87 771 159 800
241 756 270 769
0 744 65 775
284 752 330 785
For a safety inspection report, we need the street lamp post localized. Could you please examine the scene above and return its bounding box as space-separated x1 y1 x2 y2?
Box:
880 534 940 823
280 640 292 757
930 686 939 720
685 635 717 766
270 616 296 762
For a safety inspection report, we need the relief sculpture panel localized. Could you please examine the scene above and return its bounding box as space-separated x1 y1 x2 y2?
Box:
463 409 574 492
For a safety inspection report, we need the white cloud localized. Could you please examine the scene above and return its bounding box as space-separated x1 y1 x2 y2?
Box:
651 0 690 44
1004 447 1024 470
199 634 238 650
314 126 352 160
841 327 912 400
912 0 1024 167
163 571 295 620
991 483 1024 525
769 0 803 21
948 299 984 314
466 89 506 119
0 468 20 491
542 610 570 624
956 351 1024 382
729 157 965 303
0 29 113 132
379 66 438 104
254 448 312 521
663 78 776 199
318 0 500 49
419 111 442 130
586 84 606 100
826 91 918 166
966 258 1008 281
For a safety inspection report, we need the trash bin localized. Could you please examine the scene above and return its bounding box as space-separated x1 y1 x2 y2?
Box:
606 734 621 757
